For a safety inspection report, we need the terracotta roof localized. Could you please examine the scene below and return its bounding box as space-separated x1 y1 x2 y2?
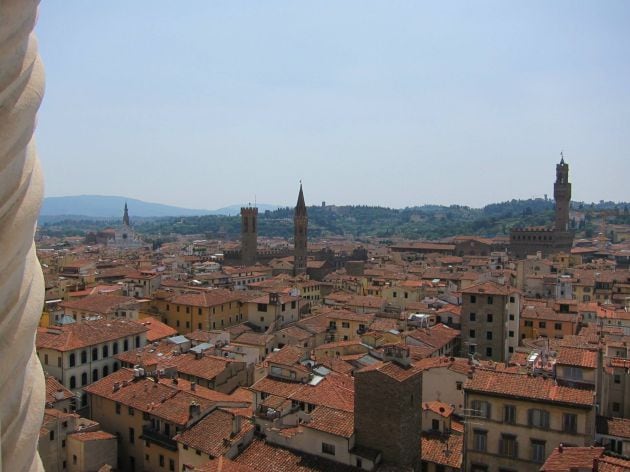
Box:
423 401 454 418
175 409 253 456
37 319 147 351
461 281 515 296
596 455 630 472
68 431 116 442
303 406 354 438
356 360 422 383
170 290 242 308
59 294 138 314
139 316 178 342
465 370 595 407
421 433 462 469
597 416 630 439
540 446 605 471
267 346 306 368
45 375 74 405
556 347 598 369
250 372 354 412
234 439 359 472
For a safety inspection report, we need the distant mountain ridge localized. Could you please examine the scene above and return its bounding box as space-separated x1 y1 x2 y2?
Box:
40 195 280 218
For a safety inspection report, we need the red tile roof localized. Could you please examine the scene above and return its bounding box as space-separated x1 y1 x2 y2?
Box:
465 370 595 407
421 433 462 469
540 446 605 471
556 347 598 369
37 319 147 351
175 409 253 456
45 375 74 405
303 406 354 438
233 439 359 472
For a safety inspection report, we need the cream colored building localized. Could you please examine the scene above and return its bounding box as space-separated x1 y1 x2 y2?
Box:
464 369 596 472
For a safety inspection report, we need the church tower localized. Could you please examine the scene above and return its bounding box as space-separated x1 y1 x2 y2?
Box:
293 184 308 276
554 156 571 231
240 206 258 266
123 202 130 226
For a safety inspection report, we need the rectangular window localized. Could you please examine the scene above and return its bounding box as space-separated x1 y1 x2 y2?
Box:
499 434 518 458
486 347 493 357
159 455 164 467
528 409 550 429
487 296 493 304
116 403 121 415
509 314 515 321
322 442 336 455
169 459 175 471
531 439 546 463
539 321 546 328
469 329 476 338
473 429 487 452
503 405 516 424
129 427 135 444
563 413 578 433
257 303 268 312
128 407 134 416
508 330 514 338
510 296 515 303
554 323 562 330
486 331 493 340
614 374 621 384
472 400 491 419
524 320 533 327
456 381 463 391
470 295 477 303
342 322 350 328
470 313 476 322
487 314 493 323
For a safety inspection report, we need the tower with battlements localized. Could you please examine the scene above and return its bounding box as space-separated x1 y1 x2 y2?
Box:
240 206 258 266
554 157 571 231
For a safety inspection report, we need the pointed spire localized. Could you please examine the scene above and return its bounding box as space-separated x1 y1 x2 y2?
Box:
123 202 130 226
560 151 565 165
295 182 306 217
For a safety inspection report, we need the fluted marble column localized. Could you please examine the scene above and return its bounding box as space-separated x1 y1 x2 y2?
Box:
0 0 46 471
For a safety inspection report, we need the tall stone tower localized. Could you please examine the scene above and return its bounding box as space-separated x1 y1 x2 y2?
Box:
554 157 571 231
354 346 422 469
240 206 258 266
293 184 308 276
123 202 130 226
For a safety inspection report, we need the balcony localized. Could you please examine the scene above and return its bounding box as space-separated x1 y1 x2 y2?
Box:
141 426 177 451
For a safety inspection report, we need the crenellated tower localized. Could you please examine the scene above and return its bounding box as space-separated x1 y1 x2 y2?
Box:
240 206 258 266
293 184 308 276
554 156 571 231
123 202 130 226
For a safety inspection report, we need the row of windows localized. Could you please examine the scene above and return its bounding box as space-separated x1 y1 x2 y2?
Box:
172 313 244 330
523 320 564 330
68 363 119 388
469 295 516 304
470 401 578 433
472 430 547 462
512 234 554 241
64 336 141 367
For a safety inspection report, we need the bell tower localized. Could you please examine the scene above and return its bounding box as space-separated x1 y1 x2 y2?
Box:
554 155 571 231
123 202 130 226
293 183 308 276
240 206 258 266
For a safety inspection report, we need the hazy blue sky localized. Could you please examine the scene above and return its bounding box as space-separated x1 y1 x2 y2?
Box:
35 1 630 210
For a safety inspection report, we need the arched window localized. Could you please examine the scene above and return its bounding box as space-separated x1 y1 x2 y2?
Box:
113 342 119 355
135 336 140 348
69 353 76 367
69 376 76 389
103 365 109 377
123 339 129 351
113 362 119 372
81 372 88 386
102 345 109 358
92 348 98 361
92 369 98 382
81 350 87 364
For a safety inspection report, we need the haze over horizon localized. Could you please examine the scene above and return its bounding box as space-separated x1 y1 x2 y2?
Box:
36 2 630 209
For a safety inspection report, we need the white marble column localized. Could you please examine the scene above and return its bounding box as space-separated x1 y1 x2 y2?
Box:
0 0 46 471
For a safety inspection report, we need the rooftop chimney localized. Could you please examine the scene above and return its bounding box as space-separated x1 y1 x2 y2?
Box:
190 381 196 391
189 401 201 420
